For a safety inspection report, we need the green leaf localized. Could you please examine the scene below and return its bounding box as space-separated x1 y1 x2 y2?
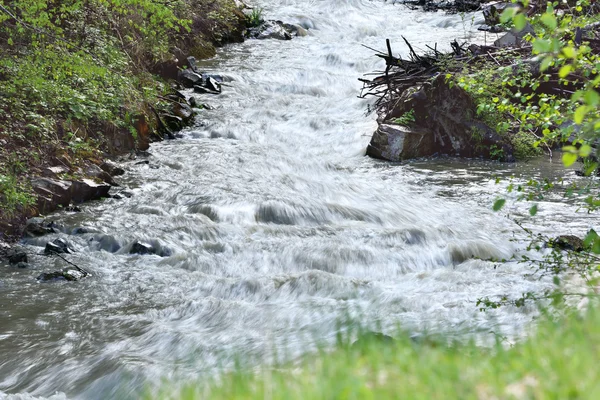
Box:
562 152 578 167
500 8 519 24
584 90 600 107
579 144 592 157
540 12 557 30
533 39 552 54
513 13 527 32
562 46 577 59
493 198 506 211
593 239 600 254
529 204 538 216
558 65 572 78
553 276 560 286
584 229 599 248
574 105 588 124
540 56 553 72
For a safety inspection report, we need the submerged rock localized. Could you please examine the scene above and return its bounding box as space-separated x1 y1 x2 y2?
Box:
44 238 73 255
37 267 87 282
129 240 171 257
6 248 28 264
23 218 60 237
193 85 220 95
282 23 309 37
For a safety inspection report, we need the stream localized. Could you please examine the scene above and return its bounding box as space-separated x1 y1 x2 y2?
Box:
1 1 597 398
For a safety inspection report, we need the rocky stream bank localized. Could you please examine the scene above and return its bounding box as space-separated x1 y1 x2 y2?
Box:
0 6 312 280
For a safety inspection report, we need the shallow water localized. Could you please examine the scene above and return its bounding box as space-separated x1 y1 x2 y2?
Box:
0 1 597 398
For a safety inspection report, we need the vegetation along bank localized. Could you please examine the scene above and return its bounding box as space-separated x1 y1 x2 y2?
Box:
0 0 251 240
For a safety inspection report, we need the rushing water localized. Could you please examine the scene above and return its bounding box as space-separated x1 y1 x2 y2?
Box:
1 1 597 398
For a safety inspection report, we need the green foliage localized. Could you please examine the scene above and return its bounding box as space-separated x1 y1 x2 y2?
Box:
246 7 264 28
0 172 35 218
392 109 415 126
500 1 600 169
160 305 600 399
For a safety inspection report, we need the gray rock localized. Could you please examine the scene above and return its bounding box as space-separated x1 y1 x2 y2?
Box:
41 165 69 179
205 77 222 93
32 178 73 213
367 124 433 161
193 85 220 95
173 102 194 121
7 248 27 264
24 218 57 237
130 241 155 255
129 240 171 257
187 56 199 73
70 179 111 203
248 20 292 40
494 23 535 47
282 23 309 37
100 160 125 177
85 163 117 186
37 267 87 282
44 238 73 255
177 69 203 88
367 75 514 162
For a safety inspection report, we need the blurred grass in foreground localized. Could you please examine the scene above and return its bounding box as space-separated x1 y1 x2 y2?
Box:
157 304 600 399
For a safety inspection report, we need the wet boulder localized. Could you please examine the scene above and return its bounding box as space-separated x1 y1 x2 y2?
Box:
32 178 73 213
282 23 309 37
367 74 514 162
203 76 222 93
37 268 87 282
173 102 194 122
193 85 220 95
100 160 125 177
44 238 74 255
85 163 117 186
367 123 435 161
549 235 586 252
129 240 172 257
6 247 28 264
177 69 203 88
247 20 292 40
70 179 111 203
187 56 199 73
23 218 60 237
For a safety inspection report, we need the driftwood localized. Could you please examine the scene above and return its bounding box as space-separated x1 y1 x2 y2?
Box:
359 36 534 117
